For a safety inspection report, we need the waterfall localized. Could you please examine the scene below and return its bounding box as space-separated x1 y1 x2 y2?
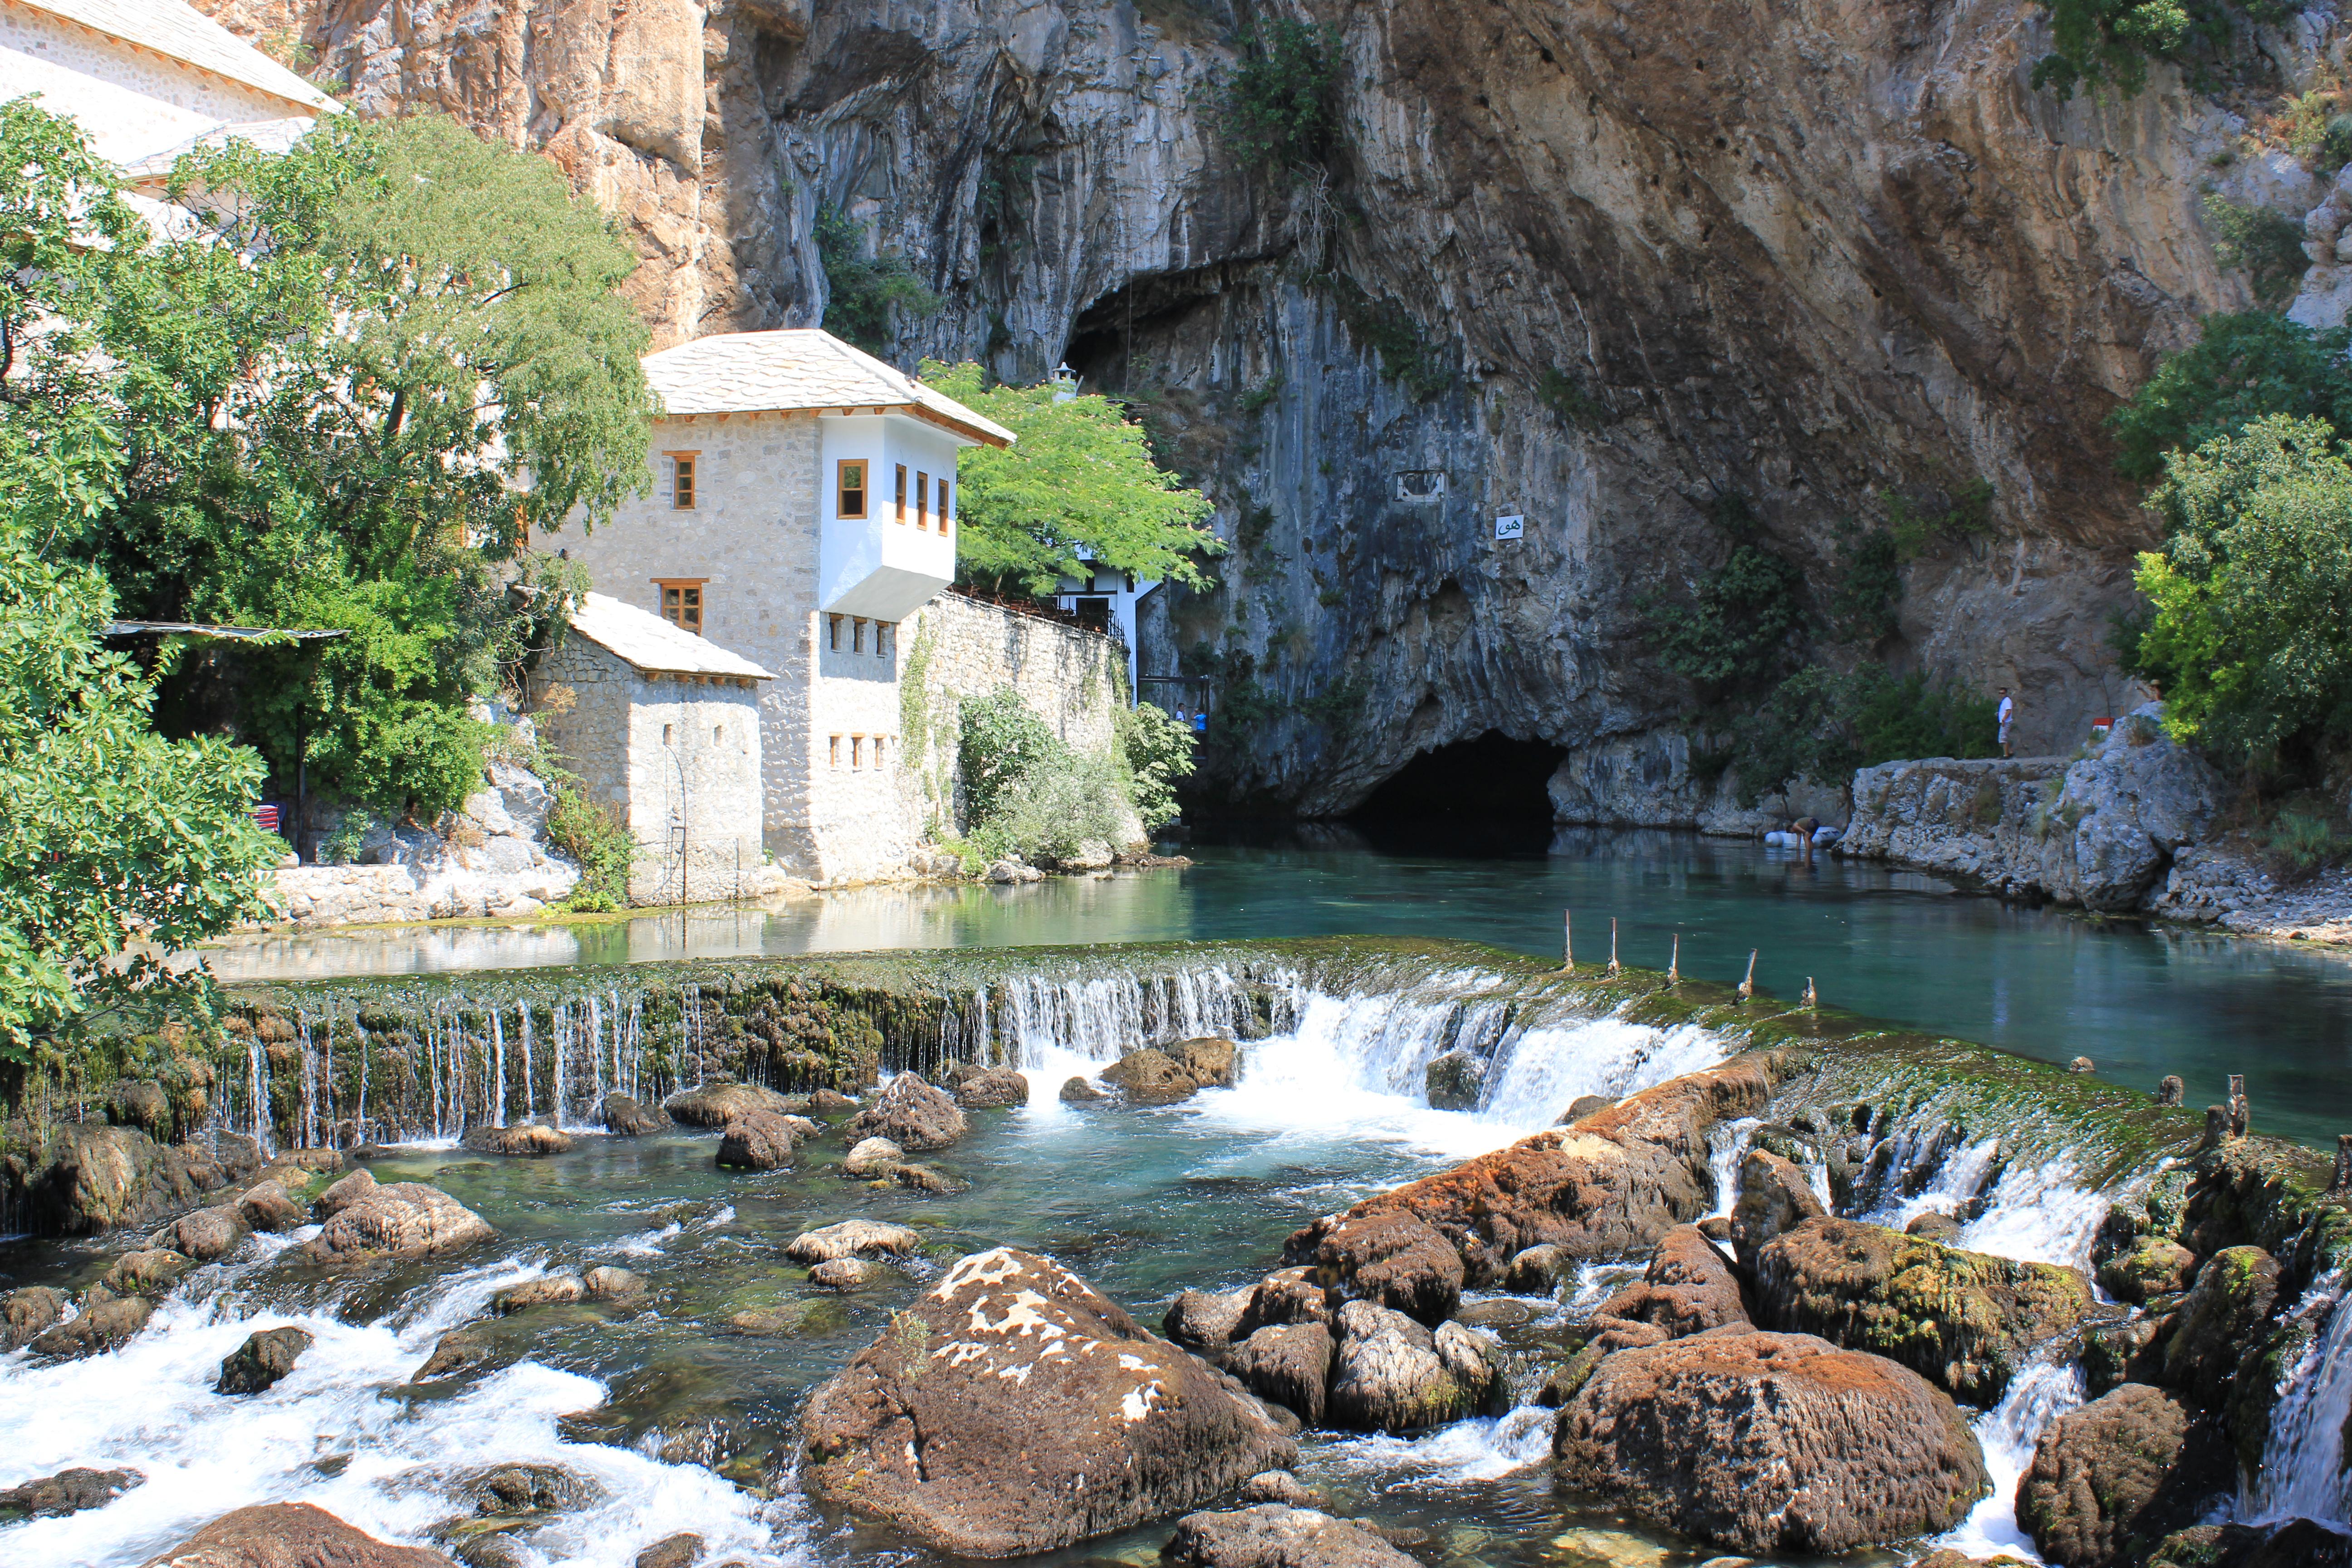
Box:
2244 1272 2352 1526
297 1014 318 1150
1705 1117 1761 1217
246 1034 272 1155
1936 1353 2087 1559
355 1027 368 1143
550 1002 570 1131
491 1010 508 1129
585 995 608 1117
519 1008 535 1122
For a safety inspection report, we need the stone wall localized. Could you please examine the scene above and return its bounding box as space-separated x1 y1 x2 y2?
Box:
0 5 303 166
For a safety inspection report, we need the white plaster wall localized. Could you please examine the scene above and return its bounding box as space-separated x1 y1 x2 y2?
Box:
0 6 302 165
816 413 962 620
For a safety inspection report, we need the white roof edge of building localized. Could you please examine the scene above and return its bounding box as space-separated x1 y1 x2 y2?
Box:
3 0 344 117
565 592 775 681
641 328 1016 447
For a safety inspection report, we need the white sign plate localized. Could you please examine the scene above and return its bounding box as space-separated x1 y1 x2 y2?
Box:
1494 514 1524 540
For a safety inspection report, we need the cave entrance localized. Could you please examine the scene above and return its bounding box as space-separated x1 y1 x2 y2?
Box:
1348 731 1566 853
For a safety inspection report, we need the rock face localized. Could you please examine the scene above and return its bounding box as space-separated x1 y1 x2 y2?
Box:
800 1247 1294 1556
294 1170 495 1264
1163 1506 1422 1568
715 1112 799 1171
2018 1385 2221 1568
842 1074 966 1151
1751 1216 2094 1402
1840 709 2224 909
137 1501 458 1567
1101 1048 1200 1105
1290 1054 1779 1288
1327 1301 1502 1433
1553 1328 1989 1553
460 1122 573 1156
664 1082 796 1128
217 1326 315 1394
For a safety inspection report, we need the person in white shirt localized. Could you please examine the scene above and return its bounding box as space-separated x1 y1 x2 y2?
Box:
1997 687 2015 757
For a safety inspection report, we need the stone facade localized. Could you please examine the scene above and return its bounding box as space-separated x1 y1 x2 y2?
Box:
532 631 768 904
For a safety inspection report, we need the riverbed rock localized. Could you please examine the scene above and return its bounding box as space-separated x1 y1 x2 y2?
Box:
238 1179 308 1233
1327 1300 1502 1433
1424 1050 1485 1111
809 1257 879 1290
785 1218 921 1262
3 1285 66 1349
137 1501 461 1567
602 1093 669 1135
1291 1054 1781 1287
8 1122 230 1236
1241 1267 1336 1333
1060 1075 1105 1102
414 1323 500 1380
1166 1284 1254 1354
2147 1520 2352 1568
159 1203 248 1261
295 1171 495 1264
842 1073 966 1151
218 1325 315 1394
1225 1322 1338 1425
30 1289 154 1358
1727 1149 1826 1268
843 1135 904 1175
715 1112 799 1171
1503 1243 1573 1291
799 1246 1295 1556
460 1122 573 1156
952 1067 1030 1107
1590 1225 1750 1348
1553 1328 1988 1553
809 1088 857 1115
2162 1245 2281 1406
2098 1236 2201 1305
1169 1038 1239 1088
104 1246 195 1296
1289 1210 1465 1324
1561 1094 1619 1124
2018 1384 2225 1568
663 1081 795 1129
1102 1047 1200 1104
1235 1471 1328 1510
496 1274 588 1313
635 1534 705 1568
1905 1210 1964 1243
584 1265 647 1303
0 1465 142 1520
1163 1505 1422 1568
1751 1216 2094 1402
459 1462 605 1516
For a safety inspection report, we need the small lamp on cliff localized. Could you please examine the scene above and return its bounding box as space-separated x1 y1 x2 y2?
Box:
1051 363 1080 403
1737 950 1758 1002
1561 911 1574 973
1666 934 1680 986
1607 918 1621 977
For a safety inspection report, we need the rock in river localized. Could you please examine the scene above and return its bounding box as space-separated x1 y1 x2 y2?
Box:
1553 1328 1988 1554
1163 1505 1421 1568
2 1285 66 1350
951 1066 1030 1108
1167 1038 1238 1087
29 1288 154 1359
843 1136 902 1175
0 1466 142 1520
1327 1300 1503 1433
663 1081 796 1128
460 1122 573 1156
1589 1225 1750 1348
136 1501 458 1567
843 1073 966 1151
1288 1210 1463 1323
2018 1384 2225 1568
1101 1047 1199 1104
1424 1050 1485 1111
217 1325 314 1394
2162 1246 2281 1406
1225 1322 1338 1425
786 1219 920 1262
1726 1148 1825 1268
293 1169 495 1264
1060 1076 1106 1103
799 1246 1295 1556
715 1112 799 1171
602 1093 670 1135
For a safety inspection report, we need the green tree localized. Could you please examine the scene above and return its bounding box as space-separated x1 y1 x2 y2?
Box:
921 361 1222 595
1114 701 1196 830
2108 312 2352 480
2027 0 2285 98
1640 496 1808 701
2132 415 2352 771
1223 20 1345 172
0 524 281 1063
817 203 941 355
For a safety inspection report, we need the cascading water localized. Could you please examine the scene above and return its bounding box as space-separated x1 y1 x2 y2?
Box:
491 1010 508 1130
2244 1273 2352 1527
1937 1353 2089 1560
519 1007 535 1122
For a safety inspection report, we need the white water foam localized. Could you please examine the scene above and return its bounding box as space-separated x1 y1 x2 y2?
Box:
2244 1271 2352 1527
0 1252 806 1568
1934 1354 2087 1563
1318 1404 1560 1483
1954 1159 2110 1270
1864 1135 2000 1233
1705 1118 1761 1219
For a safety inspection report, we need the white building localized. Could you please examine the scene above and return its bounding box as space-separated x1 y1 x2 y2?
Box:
0 0 337 169
556 328 1033 883
1053 551 1158 695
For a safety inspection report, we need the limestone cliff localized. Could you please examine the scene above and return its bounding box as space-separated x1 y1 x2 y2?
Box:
196 0 2322 818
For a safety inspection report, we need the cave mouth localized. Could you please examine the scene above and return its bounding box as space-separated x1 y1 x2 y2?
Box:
1348 731 1566 851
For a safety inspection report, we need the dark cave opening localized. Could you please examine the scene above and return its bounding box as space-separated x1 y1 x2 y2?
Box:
1346 731 1567 852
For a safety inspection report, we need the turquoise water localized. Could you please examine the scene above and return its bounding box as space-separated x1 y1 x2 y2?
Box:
201 828 2352 1150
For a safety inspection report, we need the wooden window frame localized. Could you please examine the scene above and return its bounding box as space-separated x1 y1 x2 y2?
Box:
852 617 867 654
666 451 701 511
939 477 951 538
851 734 865 769
837 458 868 520
895 464 907 524
916 470 930 531
653 578 707 636
828 735 841 768
874 735 887 770
876 621 894 659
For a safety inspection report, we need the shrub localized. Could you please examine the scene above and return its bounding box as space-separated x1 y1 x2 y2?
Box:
2029 0 2283 99
956 687 1060 829
987 751 1134 863
546 786 636 911
1114 701 1196 830
1222 20 1343 172
2262 809 2348 873
2107 312 2352 481
2202 194 2311 309
817 202 941 354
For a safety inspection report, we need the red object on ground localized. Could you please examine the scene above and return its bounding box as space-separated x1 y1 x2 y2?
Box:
252 804 282 833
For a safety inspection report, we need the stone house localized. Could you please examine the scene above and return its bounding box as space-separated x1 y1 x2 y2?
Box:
531 591 776 905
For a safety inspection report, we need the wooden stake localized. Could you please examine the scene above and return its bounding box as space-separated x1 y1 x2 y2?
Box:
2228 1074 2249 1139
1737 950 1757 1001
1562 911 1574 973
1607 918 1621 976
1803 976 1818 1009
1666 934 1680 985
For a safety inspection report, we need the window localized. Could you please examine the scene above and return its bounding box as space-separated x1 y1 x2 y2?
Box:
939 478 951 537
662 723 674 745
895 464 907 523
837 459 868 519
828 614 843 651
829 735 841 767
876 621 894 658
713 725 724 745
851 734 865 768
655 579 706 635
852 617 867 654
874 735 887 769
916 471 930 531
668 453 698 510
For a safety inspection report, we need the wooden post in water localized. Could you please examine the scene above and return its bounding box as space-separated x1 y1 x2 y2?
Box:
1737 950 1757 1001
2228 1075 2249 1138
2335 1134 2351 1196
1666 934 1680 985
1607 918 1621 976
1562 911 1575 974
1803 976 1818 1009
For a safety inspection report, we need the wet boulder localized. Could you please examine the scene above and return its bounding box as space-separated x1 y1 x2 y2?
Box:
1728 1149 1826 1268
460 1122 573 1156
158 1203 247 1261
1102 1047 1200 1105
602 1093 669 1135
1503 1243 1572 1292
843 1135 903 1175
2162 1246 2280 1406
2148 1520 2352 1568
238 1179 308 1233
495 1274 588 1313
1163 1505 1421 1568
809 1257 881 1290
785 1219 920 1263
2085 1316 2172 1398
1590 1225 1750 1348
842 1073 967 1151
137 1502 460 1566
1165 1284 1254 1355
217 1325 315 1394
103 1247 195 1296
635 1534 705 1568
413 1323 501 1381
1906 1211 1965 1243
30 1287 154 1358
1225 1322 1338 1425
2018 1384 2227 1568
0 1466 142 1520
3 1285 66 1350
295 1169 495 1264
1751 1216 2094 1403
584 1265 647 1303
1424 1050 1485 1111
1288 1210 1463 1324
1327 1300 1503 1433
808 1088 858 1115
1239 1267 1334 1334
951 1066 1030 1108
663 1081 795 1128
1560 1094 1618 1124
1169 1038 1239 1088
715 1112 799 1171
1235 1470 1328 1510
457 1462 604 1517
800 1246 1295 1556
2099 1236 2201 1305
1553 1328 1988 1554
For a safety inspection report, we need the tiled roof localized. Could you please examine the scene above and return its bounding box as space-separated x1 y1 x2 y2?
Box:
566 593 774 681
642 329 1016 446
119 114 316 185
5 0 342 115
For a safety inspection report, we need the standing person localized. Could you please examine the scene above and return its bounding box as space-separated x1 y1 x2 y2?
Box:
1997 686 2015 758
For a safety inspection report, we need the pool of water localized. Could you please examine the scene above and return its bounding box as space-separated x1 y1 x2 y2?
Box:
200 826 2352 1150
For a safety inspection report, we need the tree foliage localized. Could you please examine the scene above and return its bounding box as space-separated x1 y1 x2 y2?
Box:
1222 20 1344 172
2108 312 2352 480
2027 0 2282 98
817 202 941 355
2129 415 2352 771
1114 701 1196 831
921 361 1221 596
1640 497 1807 702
